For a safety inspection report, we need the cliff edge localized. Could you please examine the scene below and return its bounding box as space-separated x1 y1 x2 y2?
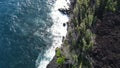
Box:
47 0 120 68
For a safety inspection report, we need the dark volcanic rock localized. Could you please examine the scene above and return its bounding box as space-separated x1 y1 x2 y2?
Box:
90 12 120 68
63 23 66 27
47 55 72 68
58 8 71 15
47 56 59 68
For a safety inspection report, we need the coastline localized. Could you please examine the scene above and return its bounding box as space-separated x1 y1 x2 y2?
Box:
47 0 120 68
47 0 77 68
37 0 70 68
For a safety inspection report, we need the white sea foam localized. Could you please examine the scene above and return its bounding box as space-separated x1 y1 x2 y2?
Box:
37 0 70 68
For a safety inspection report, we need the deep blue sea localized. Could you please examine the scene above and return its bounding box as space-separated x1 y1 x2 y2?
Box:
0 0 55 68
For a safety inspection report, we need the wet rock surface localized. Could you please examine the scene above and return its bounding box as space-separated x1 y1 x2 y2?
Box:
58 8 71 15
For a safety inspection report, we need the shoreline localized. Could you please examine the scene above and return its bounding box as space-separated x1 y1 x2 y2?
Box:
47 0 77 68
47 0 120 68
37 0 70 68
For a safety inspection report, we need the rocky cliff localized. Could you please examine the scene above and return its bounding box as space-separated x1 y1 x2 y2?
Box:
47 0 120 68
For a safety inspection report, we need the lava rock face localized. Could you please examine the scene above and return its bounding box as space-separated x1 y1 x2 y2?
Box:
90 12 120 68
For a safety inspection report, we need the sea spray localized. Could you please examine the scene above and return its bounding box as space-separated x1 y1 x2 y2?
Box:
37 0 70 68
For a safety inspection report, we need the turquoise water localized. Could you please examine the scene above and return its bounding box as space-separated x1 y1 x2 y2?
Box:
0 0 54 68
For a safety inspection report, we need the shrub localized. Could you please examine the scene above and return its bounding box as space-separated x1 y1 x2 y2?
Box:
56 48 61 57
105 0 117 12
56 56 65 65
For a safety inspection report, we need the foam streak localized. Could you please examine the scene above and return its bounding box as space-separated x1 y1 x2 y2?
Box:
37 0 70 68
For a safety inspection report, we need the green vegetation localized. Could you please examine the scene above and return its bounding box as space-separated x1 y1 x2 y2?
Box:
70 0 95 67
105 0 117 12
56 48 65 65
55 0 120 68
56 48 61 57
69 0 119 68
56 56 65 65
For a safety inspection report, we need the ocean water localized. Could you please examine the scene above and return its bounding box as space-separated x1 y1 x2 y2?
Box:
0 0 69 68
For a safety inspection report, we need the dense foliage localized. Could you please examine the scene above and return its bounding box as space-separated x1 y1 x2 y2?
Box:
55 0 120 68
